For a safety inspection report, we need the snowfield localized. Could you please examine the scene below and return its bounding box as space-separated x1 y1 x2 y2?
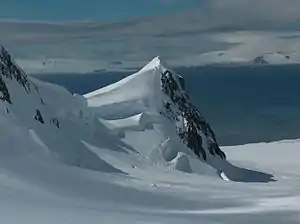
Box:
0 46 299 223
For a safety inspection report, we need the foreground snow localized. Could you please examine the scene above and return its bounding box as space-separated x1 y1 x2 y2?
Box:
0 140 299 223
0 46 299 223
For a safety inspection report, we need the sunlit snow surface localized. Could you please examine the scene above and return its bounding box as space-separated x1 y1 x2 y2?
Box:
0 55 299 223
1 140 299 223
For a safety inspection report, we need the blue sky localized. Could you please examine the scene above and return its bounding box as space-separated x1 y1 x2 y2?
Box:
0 0 201 21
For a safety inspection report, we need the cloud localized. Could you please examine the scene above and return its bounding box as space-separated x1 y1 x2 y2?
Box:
1 0 300 73
138 0 300 33
202 0 300 30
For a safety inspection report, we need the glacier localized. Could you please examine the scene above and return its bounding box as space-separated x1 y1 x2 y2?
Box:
0 46 299 223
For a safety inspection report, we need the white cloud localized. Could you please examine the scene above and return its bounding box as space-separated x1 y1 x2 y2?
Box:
1 0 300 73
203 0 300 29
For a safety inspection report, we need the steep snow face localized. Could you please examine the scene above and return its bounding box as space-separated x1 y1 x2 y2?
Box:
86 57 226 171
0 46 123 173
85 58 163 118
0 46 90 120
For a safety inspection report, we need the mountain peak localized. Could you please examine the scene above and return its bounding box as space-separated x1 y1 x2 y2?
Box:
250 55 269 65
139 56 168 72
85 58 227 171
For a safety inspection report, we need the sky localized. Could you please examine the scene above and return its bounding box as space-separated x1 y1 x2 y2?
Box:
1 0 300 74
0 0 201 21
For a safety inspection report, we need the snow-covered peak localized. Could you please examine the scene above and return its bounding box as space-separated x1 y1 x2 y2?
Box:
139 56 168 72
86 57 227 171
0 47 227 175
140 56 161 70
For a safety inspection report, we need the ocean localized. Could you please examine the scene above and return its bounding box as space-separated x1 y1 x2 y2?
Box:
33 64 300 146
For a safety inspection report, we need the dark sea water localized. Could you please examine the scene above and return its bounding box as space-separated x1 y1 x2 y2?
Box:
33 65 300 146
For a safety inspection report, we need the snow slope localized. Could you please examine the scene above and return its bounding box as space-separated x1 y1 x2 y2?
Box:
0 46 299 223
0 45 125 173
85 56 272 182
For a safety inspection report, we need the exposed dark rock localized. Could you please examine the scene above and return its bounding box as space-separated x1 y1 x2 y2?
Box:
251 56 269 65
34 109 44 124
0 75 12 104
0 46 31 93
50 118 60 128
160 70 226 161
33 85 45 105
0 46 48 124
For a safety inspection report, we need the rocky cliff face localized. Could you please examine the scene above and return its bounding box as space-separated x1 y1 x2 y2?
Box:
0 46 31 102
160 69 226 161
0 46 59 128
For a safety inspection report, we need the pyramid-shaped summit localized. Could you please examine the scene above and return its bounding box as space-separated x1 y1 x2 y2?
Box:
86 56 226 168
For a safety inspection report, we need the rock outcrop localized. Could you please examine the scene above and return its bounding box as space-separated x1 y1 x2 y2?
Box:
0 45 60 128
160 69 226 161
